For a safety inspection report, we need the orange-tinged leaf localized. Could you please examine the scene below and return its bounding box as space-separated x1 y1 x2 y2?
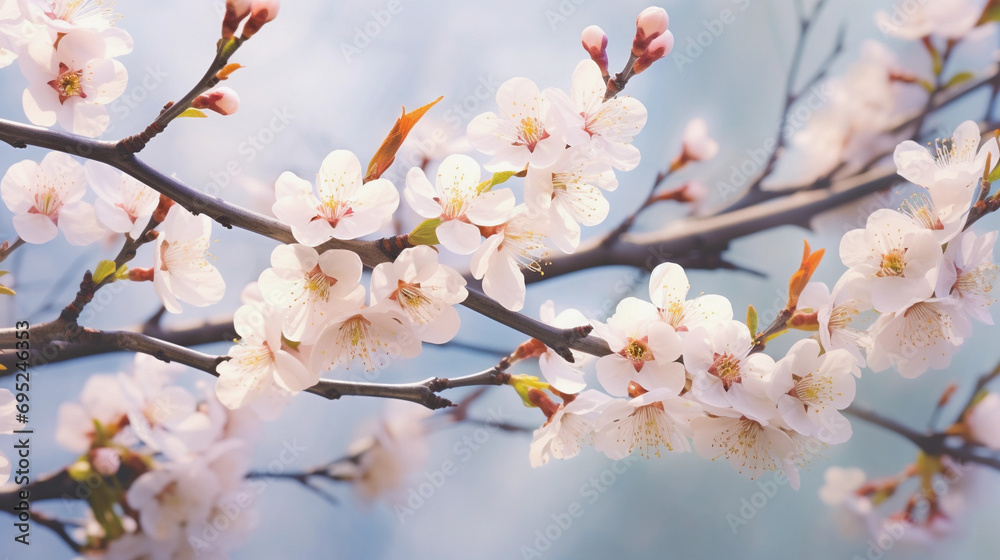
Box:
365 96 443 182
216 63 244 80
787 240 824 310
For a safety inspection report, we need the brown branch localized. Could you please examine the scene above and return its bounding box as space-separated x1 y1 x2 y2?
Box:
0 237 24 264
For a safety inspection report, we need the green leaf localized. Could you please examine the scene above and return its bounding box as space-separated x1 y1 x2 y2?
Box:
978 0 1000 25
476 170 520 194
918 79 936 93
178 108 208 118
93 260 118 284
0 270 9 277
408 218 442 246
508 374 550 408
114 264 129 281
944 71 976 89
0 285 14 296
746 305 758 337
987 160 1000 184
927 41 943 77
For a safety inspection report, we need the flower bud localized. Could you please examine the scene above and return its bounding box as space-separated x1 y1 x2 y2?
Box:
967 392 1000 449
632 31 673 74
222 0 253 39
241 0 280 39
192 86 241 115
581 25 609 76
152 194 175 223
91 447 121 476
632 6 669 56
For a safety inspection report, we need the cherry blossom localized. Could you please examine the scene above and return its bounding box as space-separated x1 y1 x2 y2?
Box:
404 154 514 254
935 230 999 325
594 388 700 459
257 244 365 344
84 161 159 239
966 392 1000 449
683 320 778 423
19 29 128 136
691 408 801 489
0 2 34 69
152 205 225 313
839 209 942 313
55 373 130 453
467 77 566 171
530 390 610 467
798 273 872 368
272 150 399 245
677 118 719 164
866 297 971 378
19 0 121 33
768 339 857 444
370 246 467 344
592 297 685 397
536 300 590 393
819 466 874 535
313 303 422 372
215 301 314 410
523 147 616 252
547 60 648 171
470 206 549 311
647 262 733 333
1 152 105 245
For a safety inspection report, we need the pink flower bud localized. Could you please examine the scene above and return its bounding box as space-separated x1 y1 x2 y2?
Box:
222 0 253 39
581 25 609 76
632 6 669 56
91 447 121 476
681 118 719 161
192 86 241 116
632 31 673 74
241 0 280 39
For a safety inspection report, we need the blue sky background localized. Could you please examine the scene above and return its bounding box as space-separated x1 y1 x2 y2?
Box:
2 0 1000 558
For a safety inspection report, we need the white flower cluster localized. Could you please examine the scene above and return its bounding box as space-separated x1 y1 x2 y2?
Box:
53 355 263 558
2 0 132 137
527 263 859 489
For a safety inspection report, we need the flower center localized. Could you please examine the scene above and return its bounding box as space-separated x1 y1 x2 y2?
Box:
516 117 549 152
708 352 741 390
29 186 63 218
304 265 336 302
876 248 907 277
621 338 652 371
314 198 353 227
391 280 436 324
47 62 87 105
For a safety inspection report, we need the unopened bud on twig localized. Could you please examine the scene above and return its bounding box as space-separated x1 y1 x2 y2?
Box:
222 0 252 39
241 0 280 39
581 25 609 77
632 6 669 56
192 86 241 115
632 31 673 74
152 194 175 224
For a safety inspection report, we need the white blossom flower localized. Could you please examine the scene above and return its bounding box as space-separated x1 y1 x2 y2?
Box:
467 77 566 171
648 262 733 333
370 246 468 344
875 0 985 40
839 209 942 313
470 206 549 311
546 59 648 171
1 152 105 245
866 297 971 378
19 0 120 33
691 409 801 489
536 300 591 394
592 297 685 397
798 273 872 368
935 230 999 325
594 389 701 459
404 154 514 254
966 392 1000 450
84 161 159 239
768 339 857 443
819 466 873 536
257 244 365 344
19 29 128 137
0 2 35 69
678 117 719 162
530 390 610 467
55 373 130 453
152 205 225 313
683 320 778 423
215 302 314 410
312 303 422 372
523 147 616 253
272 150 399 245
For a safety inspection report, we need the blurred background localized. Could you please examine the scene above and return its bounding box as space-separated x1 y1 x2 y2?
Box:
1 0 1000 558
